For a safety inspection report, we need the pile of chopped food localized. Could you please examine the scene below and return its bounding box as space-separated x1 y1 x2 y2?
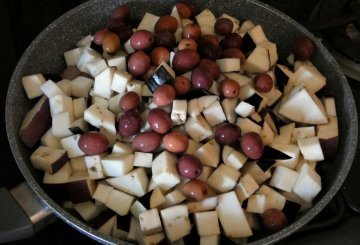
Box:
18 1 338 244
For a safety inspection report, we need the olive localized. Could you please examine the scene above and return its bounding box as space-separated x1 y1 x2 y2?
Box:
177 155 203 179
130 30 154 51
198 41 220 60
154 30 176 49
132 131 162 152
163 131 189 153
199 59 220 80
178 38 197 51
214 18 233 36
200 34 219 48
191 66 213 90
102 32 120 53
220 78 240 98
183 23 201 40
240 132 264 160
118 110 141 137
263 208 288 233
215 123 241 145
221 48 246 64
153 84 176 106
172 49 200 72
155 15 179 34
148 108 172 134
293 36 314 61
179 0 199 17
150 47 170 66
173 76 191 96
78 131 109 156
220 33 243 49
114 24 133 42
93 29 109 45
254 73 273 93
127 51 150 76
106 18 126 32
119 91 140 111
111 5 130 20
182 179 208 201
175 2 192 18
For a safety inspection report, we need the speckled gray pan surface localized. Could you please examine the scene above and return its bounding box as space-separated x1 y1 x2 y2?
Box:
5 0 358 244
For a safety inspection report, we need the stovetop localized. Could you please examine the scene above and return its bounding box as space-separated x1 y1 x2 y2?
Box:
1 0 359 244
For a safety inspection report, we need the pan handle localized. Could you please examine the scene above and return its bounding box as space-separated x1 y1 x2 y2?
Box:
0 182 56 242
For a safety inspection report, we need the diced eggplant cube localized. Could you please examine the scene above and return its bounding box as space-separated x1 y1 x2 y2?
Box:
293 164 321 203
85 154 106 180
160 205 191 242
92 183 114 204
64 47 84 66
241 161 271 185
256 185 286 210
73 201 102 222
139 208 163 235
147 63 175 92
43 162 72 184
101 154 134 177
235 101 255 118
130 201 147 219
194 139 220 168
66 172 96 203
207 164 241 193
40 128 62 149
162 189 186 208
203 100 227 127
60 134 85 158
271 144 300 169
22 73 46 99
30 146 68 174
297 137 324 161
106 168 148 197
52 111 74 138
112 142 134 154
270 165 299 192
216 191 253 238
235 174 259 202
246 195 267 213
111 70 132 94
70 76 93 98
194 211 220 236
107 54 127 71
40 80 64 98
187 196 218 213
152 151 180 191
171 100 187 125
105 188 136 216
200 235 220 245
84 104 116 135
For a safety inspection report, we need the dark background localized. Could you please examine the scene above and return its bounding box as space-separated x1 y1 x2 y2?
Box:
1 0 360 244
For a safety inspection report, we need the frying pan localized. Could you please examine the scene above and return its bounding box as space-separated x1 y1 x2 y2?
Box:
3 0 358 244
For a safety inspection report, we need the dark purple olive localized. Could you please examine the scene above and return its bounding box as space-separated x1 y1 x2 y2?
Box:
263 208 288 233
172 49 200 72
153 84 176 106
215 123 241 145
191 66 213 90
114 25 133 42
111 5 130 20
293 36 314 61
176 2 192 18
118 110 141 137
220 33 243 49
254 73 273 93
119 91 140 111
147 108 172 134
154 30 176 49
93 29 109 45
132 131 162 152
155 15 178 34
183 179 208 201
106 18 126 32
240 132 264 160
127 51 150 76
199 59 220 80
78 131 109 156
221 48 246 64
183 23 201 40
177 155 203 179
220 78 240 98
130 30 154 51
163 132 189 153
214 18 233 36
198 41 220 60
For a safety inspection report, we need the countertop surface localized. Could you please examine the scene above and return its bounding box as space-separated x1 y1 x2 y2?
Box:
1 0 359 244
